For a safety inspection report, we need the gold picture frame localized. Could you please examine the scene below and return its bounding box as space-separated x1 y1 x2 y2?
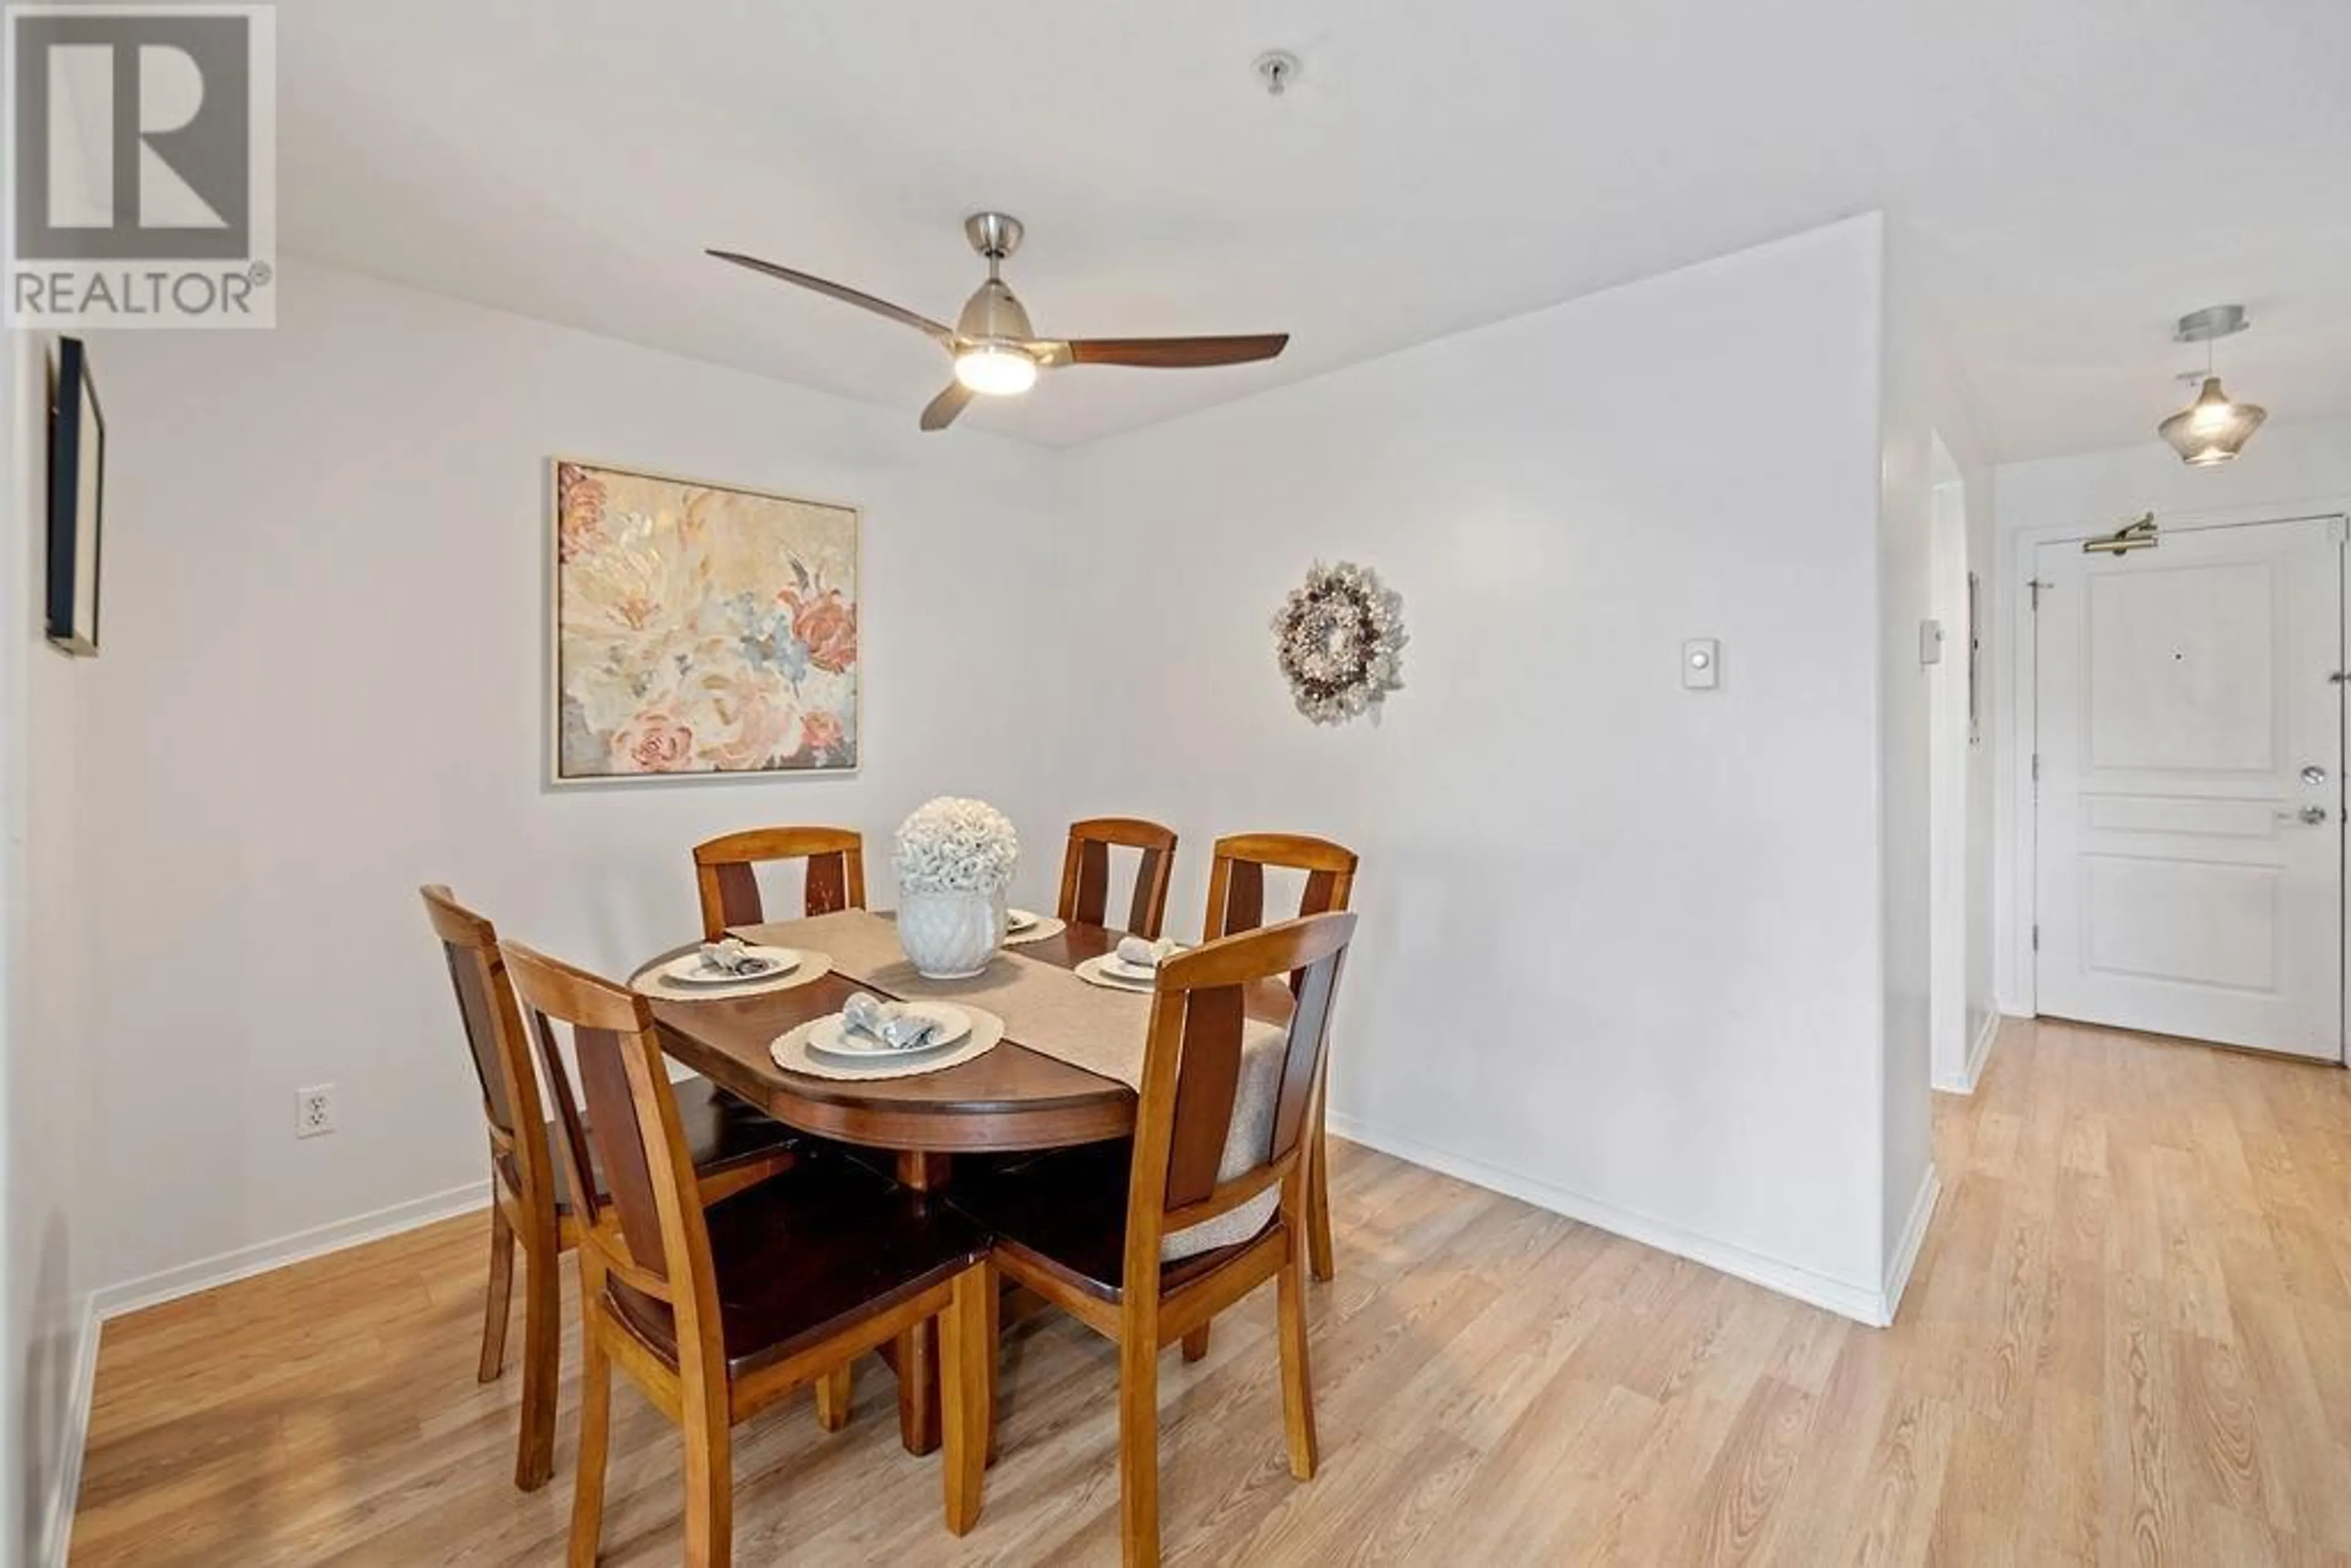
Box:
547 457 861 784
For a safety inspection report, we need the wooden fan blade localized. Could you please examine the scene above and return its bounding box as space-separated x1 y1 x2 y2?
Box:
920 381 975 432
708 249 956 347
1057 334 1289 369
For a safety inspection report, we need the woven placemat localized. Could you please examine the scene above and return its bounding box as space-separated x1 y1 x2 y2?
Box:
1002 913 1067 947
770 1005 1005 1081
1072 952 1158 994
630 948 836 1002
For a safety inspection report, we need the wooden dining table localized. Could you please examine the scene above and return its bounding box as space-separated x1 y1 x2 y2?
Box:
646 923 1140 1164
639 916 1292 1459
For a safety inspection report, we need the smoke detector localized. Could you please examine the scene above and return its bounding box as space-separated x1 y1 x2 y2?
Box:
1254 50 1301 96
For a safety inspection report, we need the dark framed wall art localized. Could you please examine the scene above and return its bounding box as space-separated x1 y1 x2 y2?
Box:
46 336 105 655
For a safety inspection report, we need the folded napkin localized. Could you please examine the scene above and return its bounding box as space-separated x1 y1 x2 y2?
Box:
841 991 943 1051
1114 936 1180 970
699 937 763 975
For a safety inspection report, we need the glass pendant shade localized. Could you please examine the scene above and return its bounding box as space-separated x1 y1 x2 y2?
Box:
2158 375 2266 467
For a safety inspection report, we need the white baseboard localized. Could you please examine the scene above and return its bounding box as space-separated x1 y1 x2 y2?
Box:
1880 1165 1942 1326
38 1180 489 1565
1327 1113 1894 1327
1933 1008 2004 1095
91 1177 491 1322
1965 1010 2000 1089
39 1296 100 1568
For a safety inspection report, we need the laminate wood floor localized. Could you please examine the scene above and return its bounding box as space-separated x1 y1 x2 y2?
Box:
72 1018 2351 1564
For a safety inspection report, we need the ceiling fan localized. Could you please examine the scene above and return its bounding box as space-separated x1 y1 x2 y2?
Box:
709 212 1290 431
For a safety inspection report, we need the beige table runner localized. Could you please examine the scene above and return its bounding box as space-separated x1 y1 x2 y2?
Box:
738 909 1155 1090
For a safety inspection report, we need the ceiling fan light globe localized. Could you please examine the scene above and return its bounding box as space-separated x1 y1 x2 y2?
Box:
954 344 1038 396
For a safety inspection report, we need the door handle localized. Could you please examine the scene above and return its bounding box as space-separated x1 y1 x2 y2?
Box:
2277 805 2332 825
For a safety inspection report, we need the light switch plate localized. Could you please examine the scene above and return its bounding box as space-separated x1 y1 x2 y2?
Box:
1682 638 1720 690
1920 618 1944 666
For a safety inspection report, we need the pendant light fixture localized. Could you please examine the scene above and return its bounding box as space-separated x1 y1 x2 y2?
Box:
2158 305 2267 467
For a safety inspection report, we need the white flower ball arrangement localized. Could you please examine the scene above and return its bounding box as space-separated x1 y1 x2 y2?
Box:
893 797 1020 894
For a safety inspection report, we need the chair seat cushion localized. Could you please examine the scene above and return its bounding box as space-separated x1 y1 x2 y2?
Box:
966 1007 1288 1266
506 1076 796 1212
948 1139 1266 1305
608 1150 989 1379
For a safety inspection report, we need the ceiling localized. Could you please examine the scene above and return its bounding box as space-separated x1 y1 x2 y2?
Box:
282 1 2351 458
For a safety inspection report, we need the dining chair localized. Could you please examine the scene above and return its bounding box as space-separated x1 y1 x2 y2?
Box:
692 826 866 942
1057 817 1177 939
951 911 1356 1568
418 885 799 1491
500 939 995 1567
1202 834 1359 1288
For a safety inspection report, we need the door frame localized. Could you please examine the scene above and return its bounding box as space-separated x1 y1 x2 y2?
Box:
2009 500 2351 1038
1927 438 1971 1090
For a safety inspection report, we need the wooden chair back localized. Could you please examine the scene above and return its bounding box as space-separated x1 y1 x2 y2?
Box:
420 886 553 1197
1203 834 1359 940
692 826 866 941
1058 817 1177 939
1126 912 1356 1269
501 941 726 1384
1201 838 1359 1291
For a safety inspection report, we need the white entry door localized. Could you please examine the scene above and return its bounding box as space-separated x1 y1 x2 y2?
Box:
2034 516 2344 1059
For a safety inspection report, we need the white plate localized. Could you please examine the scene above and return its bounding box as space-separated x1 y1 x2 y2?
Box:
1076 955 1157 992
1101 954 1164 983
1005 907 1041 934
806 1002 973 1059
662 946 801 986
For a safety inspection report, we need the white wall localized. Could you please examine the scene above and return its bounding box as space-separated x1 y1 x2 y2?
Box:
1991 413 2351 1013
1872 239 1935 1280
1052 218 1910 1318
54 216 1944 1371
78 260 1068 1303
3 321 24 1568
6 327 101 1566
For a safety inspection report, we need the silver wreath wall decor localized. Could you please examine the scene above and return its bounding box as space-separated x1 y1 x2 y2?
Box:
1272 560 1407 726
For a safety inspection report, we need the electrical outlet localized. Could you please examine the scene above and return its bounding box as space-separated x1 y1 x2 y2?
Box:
296 1084 337 1139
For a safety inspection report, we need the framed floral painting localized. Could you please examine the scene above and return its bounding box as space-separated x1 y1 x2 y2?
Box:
550 459 860 782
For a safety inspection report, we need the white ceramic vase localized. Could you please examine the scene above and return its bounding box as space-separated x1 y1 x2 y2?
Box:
897 885 1007 979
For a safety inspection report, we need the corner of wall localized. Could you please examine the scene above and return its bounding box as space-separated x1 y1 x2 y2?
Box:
31 1302 97 1568
6 325 102 1568
1328 1114 1897 1326
1872 216 1934 1285
1878 1163 1942 1326
1933 1005 2003 1095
